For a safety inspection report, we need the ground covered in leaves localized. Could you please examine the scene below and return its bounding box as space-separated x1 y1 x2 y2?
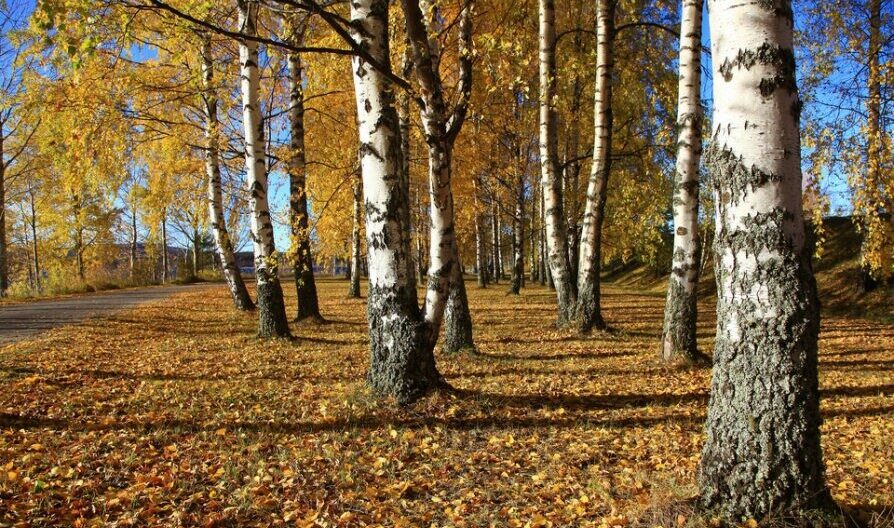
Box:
1 278 892 527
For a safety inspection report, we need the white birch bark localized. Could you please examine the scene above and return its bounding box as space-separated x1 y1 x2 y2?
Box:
660 0 706 362
350 0 442 402
238 0 290 337
201 34 254 312
539 0 576 323
575 0 614 332
402 0 475 353
699 0 833 519
348 170 362 298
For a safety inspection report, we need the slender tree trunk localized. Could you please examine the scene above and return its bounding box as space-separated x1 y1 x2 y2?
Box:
238 0 291 338
403 0 475 354
530 182 539 283
29 187 39 291
398 45 418 302
699 0 834 520
539 0 576 323
350 0 443 402
416 194 426 286
130 204 137 279
661 0 707 364
200 35 254 311
0 151 7 297
191 227 200 278
349 171 362 298
564 49 584 281
860 0 886 290
508 171 525 294
161 210 168 283
287 35 323 322
491 201 501 283
475 177 489 288
76 226 85 281
575 0 614 332
539 186 548 285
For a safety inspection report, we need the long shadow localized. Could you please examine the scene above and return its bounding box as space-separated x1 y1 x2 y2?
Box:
19 368 359 384
475 350 638 361
822 359 894 372
0 409 705 437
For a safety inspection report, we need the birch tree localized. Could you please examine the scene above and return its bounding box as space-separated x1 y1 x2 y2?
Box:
200 33 254 312
660 0 707 364
350 0 444 402
539 0 577 324
238 0 290 338
699 0 834 519
401 0 476 354
286 17 323 322
348 170 361 299
575 0 614 333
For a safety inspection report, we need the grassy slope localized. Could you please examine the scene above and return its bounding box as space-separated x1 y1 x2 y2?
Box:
604 216 894 321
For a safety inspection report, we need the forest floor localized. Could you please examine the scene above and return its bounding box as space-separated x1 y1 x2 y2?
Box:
0 278 892 527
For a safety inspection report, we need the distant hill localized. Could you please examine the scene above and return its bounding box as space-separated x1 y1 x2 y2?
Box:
603 216 894 321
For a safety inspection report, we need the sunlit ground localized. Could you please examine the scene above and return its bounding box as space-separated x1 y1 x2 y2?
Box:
1 278 892 526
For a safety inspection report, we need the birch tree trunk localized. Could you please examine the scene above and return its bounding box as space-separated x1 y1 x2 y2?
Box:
29 187 39 291
0 148 7 297
161 211 168 283
660 0 707 364
530 183 539 283
699 0 834 519
287 37 323 322
398 47 418 302
403 0 476 354
129 203 137 279
350 0 443 402
860 0 886 291
539 0 577 324
475 176 489 288
349 171 362 299
508 171 525 294
491 202 501 283
575 0 614 333
201 35 255 311
238 0 291 338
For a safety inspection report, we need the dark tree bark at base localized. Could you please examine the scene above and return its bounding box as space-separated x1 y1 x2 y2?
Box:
575 282 606 333
256 277 292 339
230 276 255 312
294 262 323 322
367 288 445 404
660 279 709 366
443 269 476 353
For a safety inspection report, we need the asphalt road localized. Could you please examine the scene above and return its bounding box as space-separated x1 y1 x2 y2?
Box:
0 284 211 346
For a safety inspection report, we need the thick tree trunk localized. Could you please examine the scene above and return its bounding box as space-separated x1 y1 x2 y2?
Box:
350 0 442 403
699 0 834 520
287 40 323 322
575 0 614 333
661 0 707 364
200 35 254 311
238 0 291 338
508 172 525 294
349 172 362 299
539 0 577 324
